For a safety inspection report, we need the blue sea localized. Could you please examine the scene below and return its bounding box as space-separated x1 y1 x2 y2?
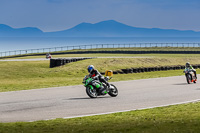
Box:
0 37 200 52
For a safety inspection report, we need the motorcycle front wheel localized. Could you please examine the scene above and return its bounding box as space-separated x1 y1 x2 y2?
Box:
108 84 118 97
86 87 97 98
186 74 191 84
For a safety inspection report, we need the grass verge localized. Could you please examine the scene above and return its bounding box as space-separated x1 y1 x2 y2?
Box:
1 101 200 133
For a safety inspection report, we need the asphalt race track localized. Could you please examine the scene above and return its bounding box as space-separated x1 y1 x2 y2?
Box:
1 75 200 123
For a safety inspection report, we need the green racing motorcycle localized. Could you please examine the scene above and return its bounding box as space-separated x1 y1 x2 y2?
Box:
82 75 118 98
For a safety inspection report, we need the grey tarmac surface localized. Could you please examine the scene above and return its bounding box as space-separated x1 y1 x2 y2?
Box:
0 75 200 123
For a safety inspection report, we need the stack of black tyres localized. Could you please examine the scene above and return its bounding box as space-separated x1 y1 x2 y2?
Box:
110 64 199 75
50 58 94 68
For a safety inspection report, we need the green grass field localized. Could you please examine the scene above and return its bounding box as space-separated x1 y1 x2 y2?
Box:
1 101 200 133
0 54 200 92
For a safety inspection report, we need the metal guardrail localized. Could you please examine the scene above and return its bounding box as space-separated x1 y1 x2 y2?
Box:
1 43 200 57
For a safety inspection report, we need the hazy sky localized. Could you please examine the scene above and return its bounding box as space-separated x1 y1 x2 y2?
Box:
0 0 200 32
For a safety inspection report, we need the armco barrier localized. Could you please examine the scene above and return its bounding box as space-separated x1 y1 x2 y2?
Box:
50 57 94 68
2 50 200 59
2 43 200 58
104 64 199 75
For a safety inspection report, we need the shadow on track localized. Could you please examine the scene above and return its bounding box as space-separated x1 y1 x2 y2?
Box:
67 96 111 100
173 83 188 85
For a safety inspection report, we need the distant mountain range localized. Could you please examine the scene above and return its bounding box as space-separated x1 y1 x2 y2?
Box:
1 20 200 37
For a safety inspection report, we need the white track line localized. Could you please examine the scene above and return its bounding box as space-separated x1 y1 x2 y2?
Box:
28 99 200 122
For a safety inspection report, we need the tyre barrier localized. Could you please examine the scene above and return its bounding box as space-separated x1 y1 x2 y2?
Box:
50 57 95 68
104 64 199 75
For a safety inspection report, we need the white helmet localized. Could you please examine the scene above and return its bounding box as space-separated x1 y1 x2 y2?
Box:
186 62 190 67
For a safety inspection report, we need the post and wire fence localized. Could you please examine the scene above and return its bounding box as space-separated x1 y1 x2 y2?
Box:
1 43 200 58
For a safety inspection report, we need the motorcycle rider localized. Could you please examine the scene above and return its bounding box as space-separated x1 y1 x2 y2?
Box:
87 65 111 94
185 62 197 79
